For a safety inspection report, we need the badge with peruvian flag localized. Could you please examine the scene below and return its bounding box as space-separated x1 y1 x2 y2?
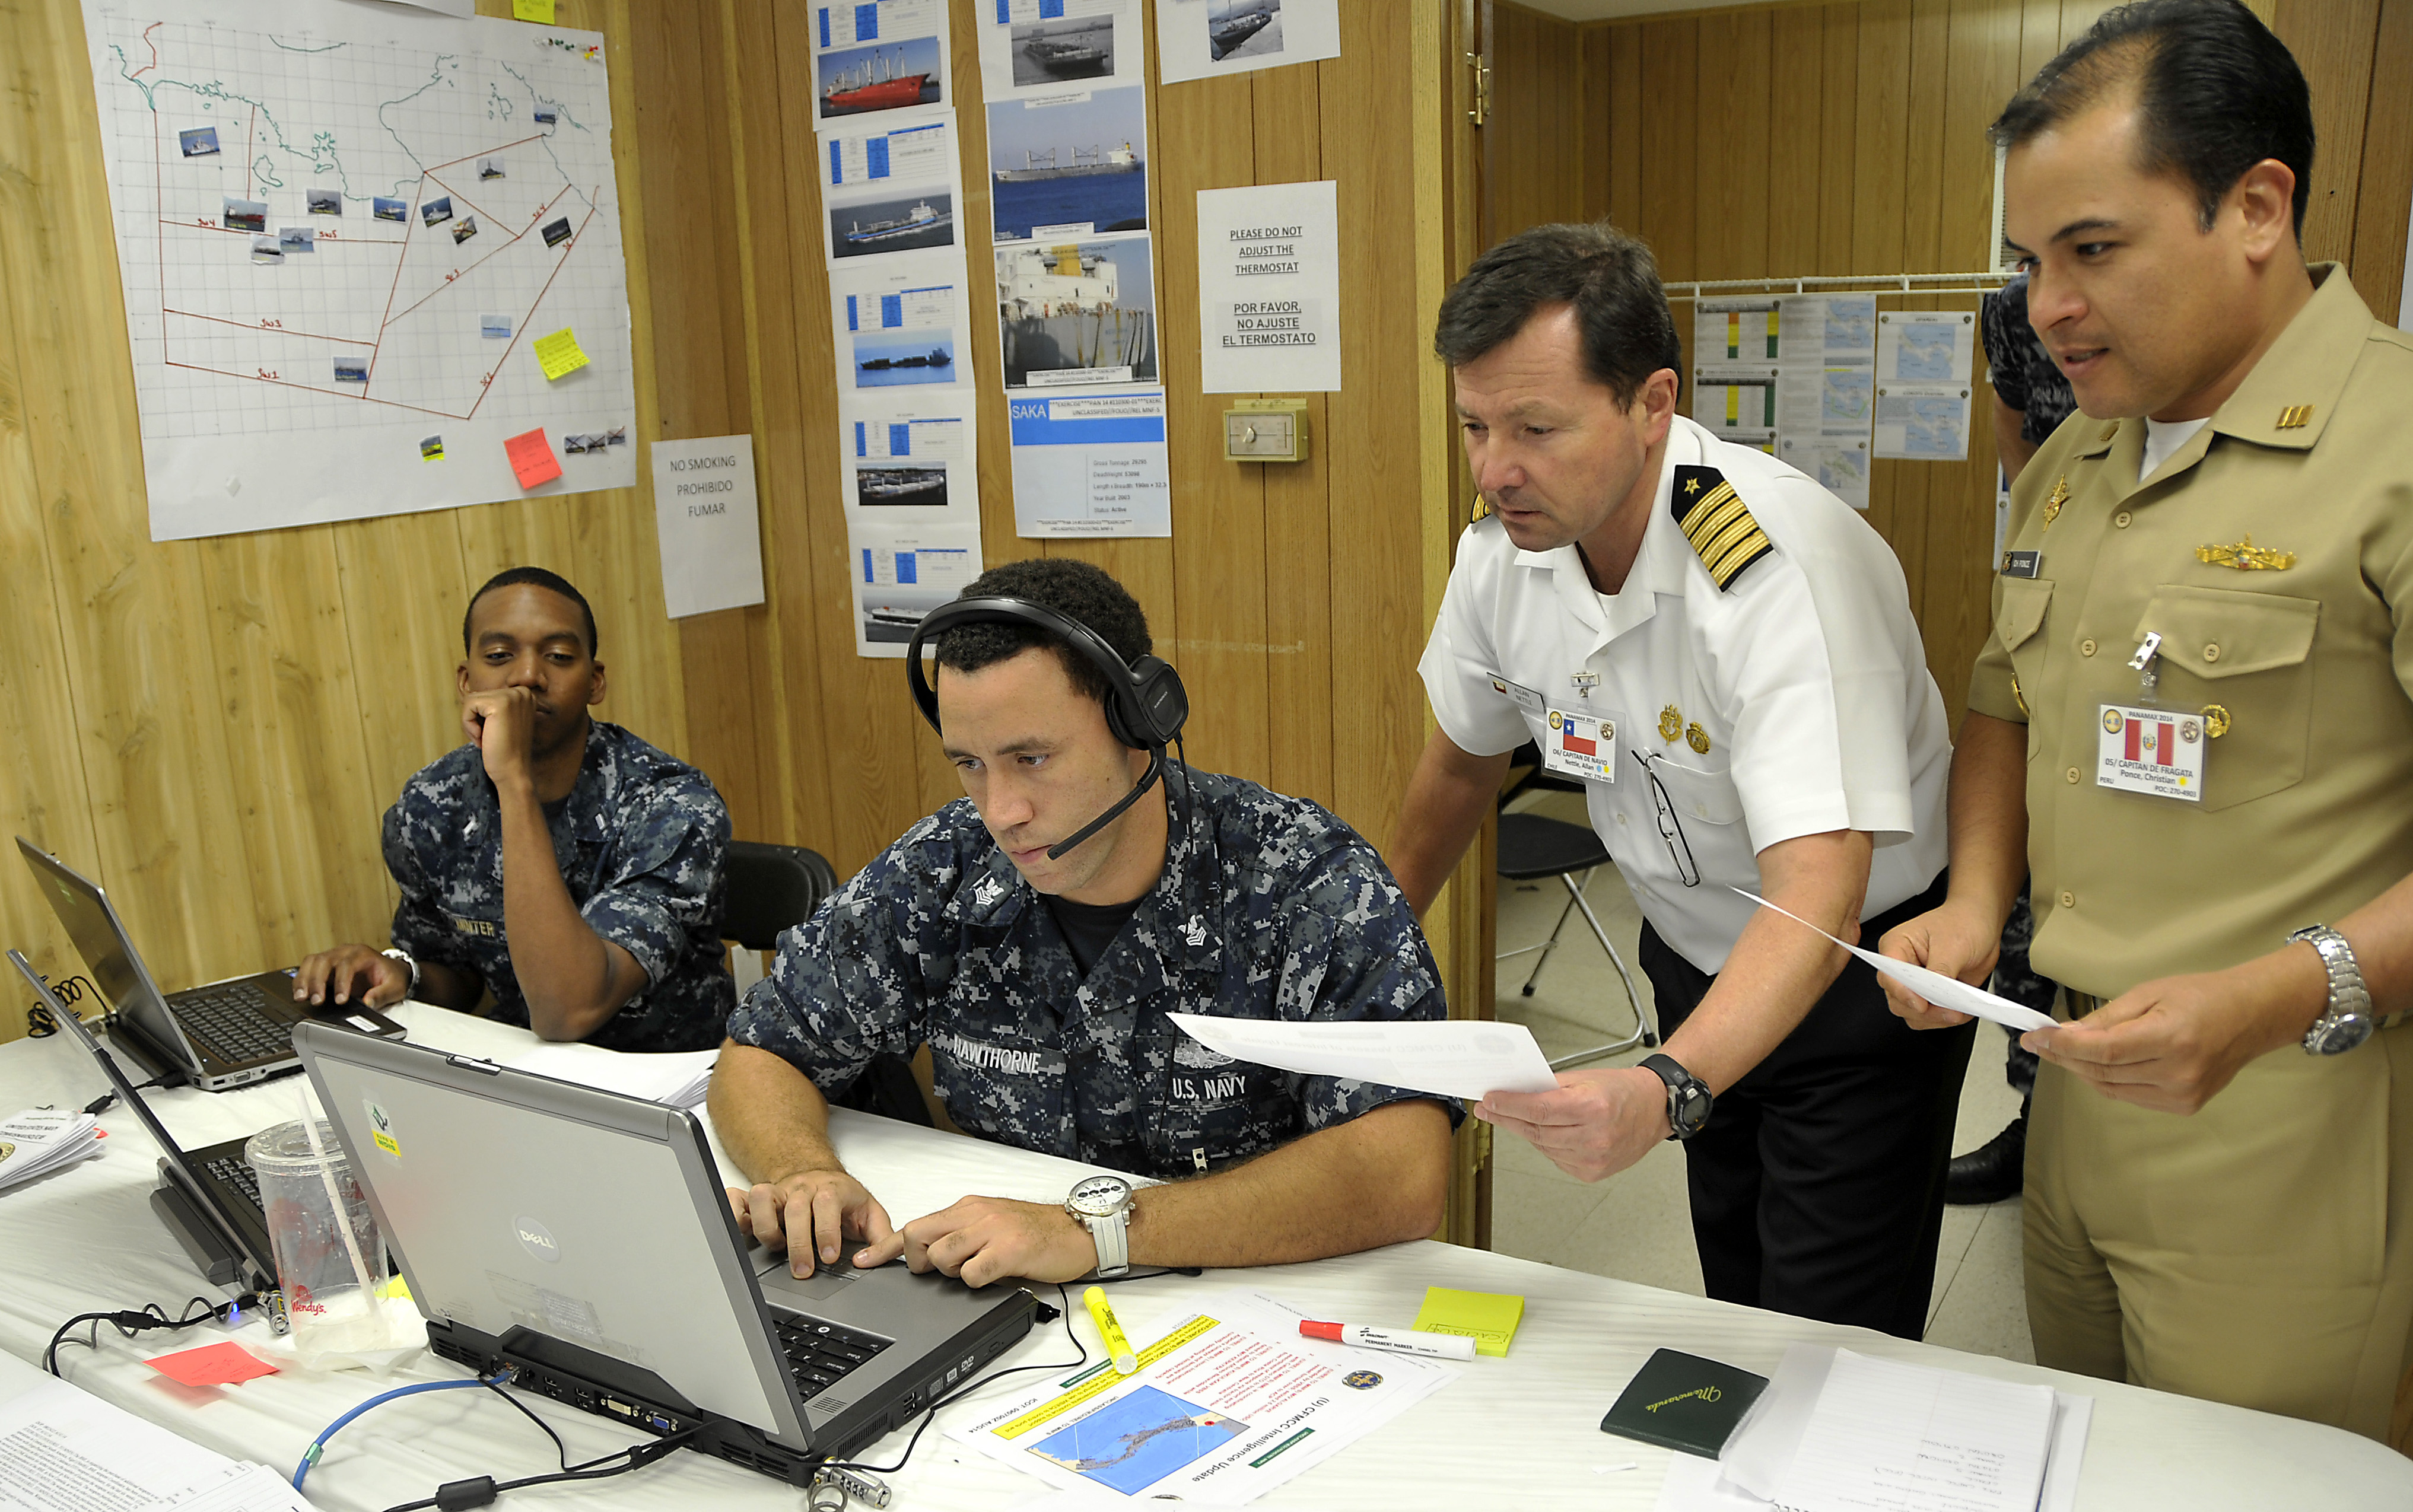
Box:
2096 702 2207 802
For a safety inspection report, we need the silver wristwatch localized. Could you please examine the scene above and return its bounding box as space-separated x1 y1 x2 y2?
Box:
2289 925 2374 1055
379 947 421 999
1066 1174 1133 1278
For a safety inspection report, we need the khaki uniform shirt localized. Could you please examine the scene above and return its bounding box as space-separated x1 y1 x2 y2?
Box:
1970 265 2413 997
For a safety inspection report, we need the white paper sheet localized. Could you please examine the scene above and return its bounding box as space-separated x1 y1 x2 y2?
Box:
1730 890 2055 1033
1872 311 1974 461
997 238 1161 389
1156 0 1341 85
821 115 966 266
650 435 766 619
83 0 638 540
1194 180 1341 393
831 249 980 397
1164 1014 1558 1103
501 1042 720 1108
840 392 982 526
1772 1350 2055 1512
0 1364 244 1512
1009 389 1171 536
809 0 952 132
848 521 984 657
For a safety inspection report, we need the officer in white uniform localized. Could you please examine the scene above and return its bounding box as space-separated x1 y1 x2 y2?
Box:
1387 221 1970 1336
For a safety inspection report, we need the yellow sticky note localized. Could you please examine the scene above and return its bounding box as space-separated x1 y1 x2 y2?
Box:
1412 1286 1525 1358
532 327 589 381
512 0 557 23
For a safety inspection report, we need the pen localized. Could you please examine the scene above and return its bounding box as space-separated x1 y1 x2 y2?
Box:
1085 1285 1138 1374
1298 1320 1478 1361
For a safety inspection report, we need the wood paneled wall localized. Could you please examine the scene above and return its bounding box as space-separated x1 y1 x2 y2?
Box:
1480 0 2413 726
1 0 1486 1242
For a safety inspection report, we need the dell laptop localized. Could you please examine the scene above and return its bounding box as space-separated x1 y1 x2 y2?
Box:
12 948 279 1295
18 837 405 1091
290 1020 1038 1483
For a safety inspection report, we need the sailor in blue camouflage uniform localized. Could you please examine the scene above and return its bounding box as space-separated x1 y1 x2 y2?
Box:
711 558 1456 1289
295 568 733 1054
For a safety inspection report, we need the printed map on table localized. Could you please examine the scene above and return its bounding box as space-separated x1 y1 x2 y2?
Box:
1027 1384 1248 1495
82 1 637 539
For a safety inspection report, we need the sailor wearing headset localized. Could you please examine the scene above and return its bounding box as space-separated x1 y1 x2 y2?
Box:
708 556 1457 1290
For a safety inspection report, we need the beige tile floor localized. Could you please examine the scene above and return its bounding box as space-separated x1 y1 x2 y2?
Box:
1486 790 2035 1364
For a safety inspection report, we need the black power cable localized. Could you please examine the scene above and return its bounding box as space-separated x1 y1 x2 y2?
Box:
45 1292 263 1376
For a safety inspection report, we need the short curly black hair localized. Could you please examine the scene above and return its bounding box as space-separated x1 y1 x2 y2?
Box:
934 558 1152 707
463 566 599 658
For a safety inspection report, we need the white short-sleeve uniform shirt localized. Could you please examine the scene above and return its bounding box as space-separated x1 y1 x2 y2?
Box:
1419 416 1951 974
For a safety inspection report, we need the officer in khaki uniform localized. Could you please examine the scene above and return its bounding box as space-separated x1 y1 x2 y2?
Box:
1880 0 2413 1449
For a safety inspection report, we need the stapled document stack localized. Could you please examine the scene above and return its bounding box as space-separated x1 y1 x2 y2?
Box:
0 1108 103 1190
500 1042 717 1107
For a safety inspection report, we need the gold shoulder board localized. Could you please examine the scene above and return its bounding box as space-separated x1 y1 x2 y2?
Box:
1670 464 1776 591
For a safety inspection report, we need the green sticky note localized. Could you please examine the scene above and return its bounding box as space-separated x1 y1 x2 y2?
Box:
513 0 558 23
1412 1286 1525 1358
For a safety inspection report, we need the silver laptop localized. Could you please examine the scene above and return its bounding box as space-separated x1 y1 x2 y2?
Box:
9 949 279 1295
18 837 405 1091
291 1020 1038 1481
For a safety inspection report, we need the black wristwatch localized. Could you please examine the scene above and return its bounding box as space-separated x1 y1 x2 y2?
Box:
1639 1053 1713 1141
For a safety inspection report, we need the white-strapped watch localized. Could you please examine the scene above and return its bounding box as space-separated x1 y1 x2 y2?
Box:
1065 1174 1133 1278
2290 924 2374 1056
380 947 421 999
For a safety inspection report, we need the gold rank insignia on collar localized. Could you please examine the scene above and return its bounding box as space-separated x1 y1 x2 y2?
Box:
2195 535 2296 571
2041 476 2069 530
1468 491 1492 524
2275 405 2313 429
1670 464 1775 591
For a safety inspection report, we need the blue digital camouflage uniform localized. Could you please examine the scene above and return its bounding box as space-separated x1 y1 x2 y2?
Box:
725 765 1457 1179
385 720 735 1053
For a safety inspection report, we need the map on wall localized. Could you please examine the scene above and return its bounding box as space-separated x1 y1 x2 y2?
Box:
80 1 638 540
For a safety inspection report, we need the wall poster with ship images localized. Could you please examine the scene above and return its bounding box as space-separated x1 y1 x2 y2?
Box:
977 0 1146 100
986 87 1149 245
1155 0 1339 86
821 114 964 265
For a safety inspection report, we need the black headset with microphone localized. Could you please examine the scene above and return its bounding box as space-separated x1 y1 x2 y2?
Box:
905 597 1190 861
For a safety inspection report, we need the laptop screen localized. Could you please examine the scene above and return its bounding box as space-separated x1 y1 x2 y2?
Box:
15 838 199 1074
293 1023 808 1446
5 949 259 1263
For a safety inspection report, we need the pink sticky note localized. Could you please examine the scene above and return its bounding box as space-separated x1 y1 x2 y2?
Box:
506 428 562 489
147 1341 278 1386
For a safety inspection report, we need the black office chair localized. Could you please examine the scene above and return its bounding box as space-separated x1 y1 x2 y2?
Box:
721 841 837 952
719 842 930 1127
1495 745 1655 1067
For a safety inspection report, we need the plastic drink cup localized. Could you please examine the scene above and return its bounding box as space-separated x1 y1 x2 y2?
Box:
245 1118 399 1353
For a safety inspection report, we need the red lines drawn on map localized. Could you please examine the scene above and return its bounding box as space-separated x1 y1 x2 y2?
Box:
149 91 594 423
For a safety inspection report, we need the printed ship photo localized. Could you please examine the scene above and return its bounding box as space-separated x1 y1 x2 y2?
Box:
829 190 956 258
996 241 1158 387
1209 0 1282 62
817 39 943 120
1010 14 1115 87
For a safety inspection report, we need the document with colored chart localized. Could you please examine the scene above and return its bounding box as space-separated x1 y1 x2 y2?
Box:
950 1289 1452 1504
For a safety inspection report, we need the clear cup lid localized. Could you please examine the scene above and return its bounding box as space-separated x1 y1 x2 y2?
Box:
244 1118 350 1174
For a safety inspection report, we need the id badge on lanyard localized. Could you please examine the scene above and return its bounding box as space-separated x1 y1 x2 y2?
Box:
2096 632 2207 802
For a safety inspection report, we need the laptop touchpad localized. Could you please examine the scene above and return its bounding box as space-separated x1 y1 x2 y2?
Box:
756 1257 870 1304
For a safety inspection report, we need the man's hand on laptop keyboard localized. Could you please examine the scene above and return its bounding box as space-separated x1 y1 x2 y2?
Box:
293 944 410 1008
729 1170 896 1278
855 1196 1095 1289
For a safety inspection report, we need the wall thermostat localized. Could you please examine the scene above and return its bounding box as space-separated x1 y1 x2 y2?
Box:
1223 399 1309 463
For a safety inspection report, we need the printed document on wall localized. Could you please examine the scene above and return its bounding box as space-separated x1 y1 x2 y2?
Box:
1009 389 1171 536
821 114 965 265
997 237 1160 388
1156 0 1340 85
81 0 638 539
985 87 1150 246
650 435 765 619
848 522 982 658
839 392 980 526
1194 180 1341 392
1772 295 1874 509
830 249 978 398
978 0 1145 100
809 0 950 131
1872 310 1975 461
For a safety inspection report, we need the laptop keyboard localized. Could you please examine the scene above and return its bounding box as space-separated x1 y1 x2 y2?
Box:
175 983 291 1066
774 1316 889 1401
202 1154 262 1208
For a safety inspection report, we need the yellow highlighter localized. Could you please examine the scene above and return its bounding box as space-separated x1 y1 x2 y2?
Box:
1085 1285 1138 1375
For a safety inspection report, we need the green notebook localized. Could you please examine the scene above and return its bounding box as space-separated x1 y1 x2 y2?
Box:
1598 1348 1768 1458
